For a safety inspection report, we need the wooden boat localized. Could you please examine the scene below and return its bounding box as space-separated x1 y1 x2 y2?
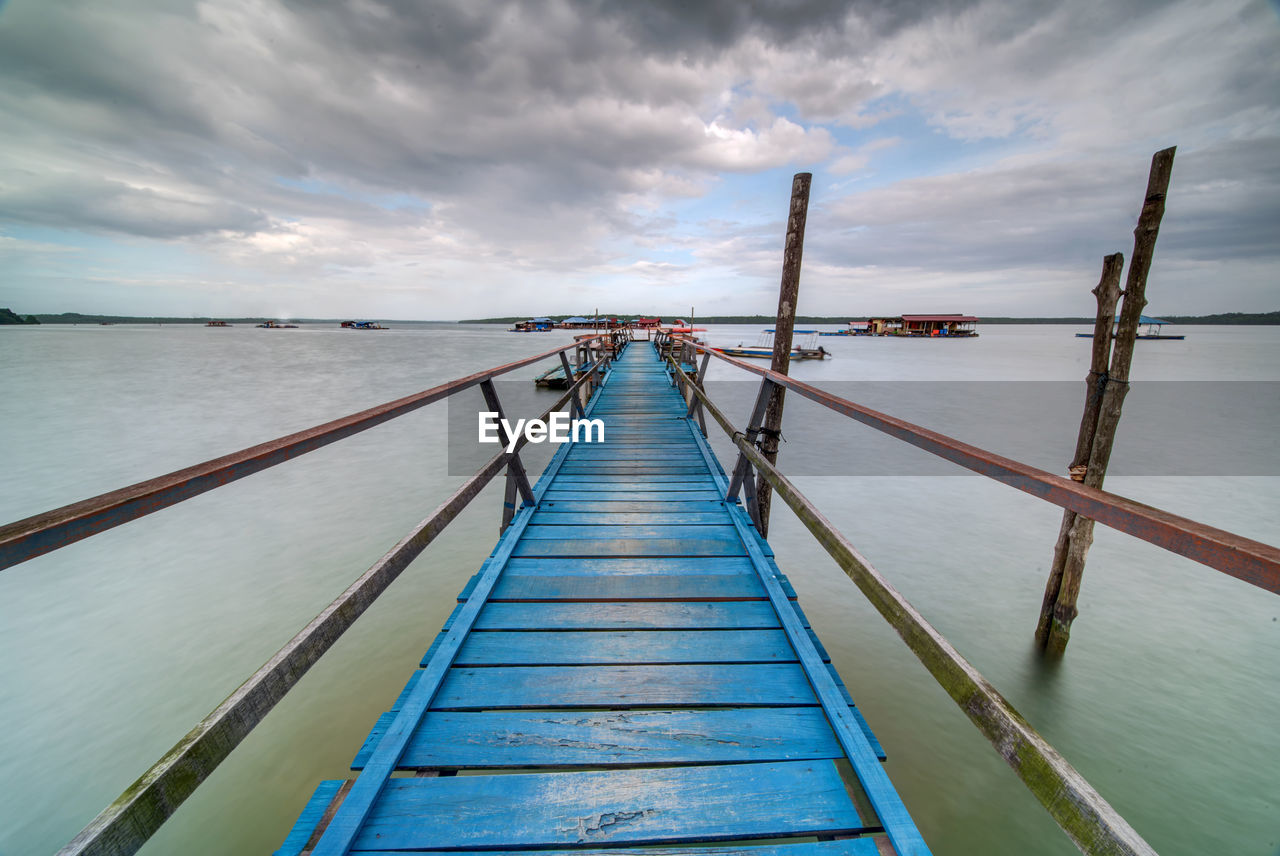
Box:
257 320 299 328
342 321 388 330
206 320 232 327
714 330 829 360
1076 315 1184 340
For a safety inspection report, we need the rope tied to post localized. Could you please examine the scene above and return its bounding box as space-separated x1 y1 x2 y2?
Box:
756 426 785 447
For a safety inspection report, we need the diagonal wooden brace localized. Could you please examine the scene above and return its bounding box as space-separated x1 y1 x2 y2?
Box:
559 352 585 419
685 351 711 437
726 377 775 508
478 379 536 532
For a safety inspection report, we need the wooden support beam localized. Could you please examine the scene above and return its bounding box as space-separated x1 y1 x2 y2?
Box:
1035 253 1124 648
479 379 536 532
559 352 584 418
1040 146 1176 654
758 172 812 538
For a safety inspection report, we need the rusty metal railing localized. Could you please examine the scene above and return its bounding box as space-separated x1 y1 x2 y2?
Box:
0 332 626 572
662 334 1280 856
661 333 1280 594
2 330 626 856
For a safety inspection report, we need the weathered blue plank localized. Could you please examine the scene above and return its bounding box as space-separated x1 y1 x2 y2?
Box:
455 629 795 665
422 624 819 665
502 556 756 576
351 761 866 851
347 842 879 856
557 466 712 475
521 524 739 540
552 472 713 481
511 535 746 558
543 483 722 493
273 780 344 856
432 663 818 709
529 511 733 526
537 500 728 513
542 490 724 501
466 601 788 630
351 708 841 770
487 573 767 601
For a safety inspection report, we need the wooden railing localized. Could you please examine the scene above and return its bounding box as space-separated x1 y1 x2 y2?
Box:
661 334 1280 856
1 330 628 856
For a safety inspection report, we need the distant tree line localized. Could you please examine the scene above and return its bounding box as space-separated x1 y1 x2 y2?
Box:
11 309 1278 326
1 307 40 324
461 311 1280 325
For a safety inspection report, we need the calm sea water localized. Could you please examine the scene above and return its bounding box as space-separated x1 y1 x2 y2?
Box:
0 322 1277 856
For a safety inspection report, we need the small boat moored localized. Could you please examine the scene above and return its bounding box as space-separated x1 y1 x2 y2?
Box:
1076 315 1185 340
715 329 830 360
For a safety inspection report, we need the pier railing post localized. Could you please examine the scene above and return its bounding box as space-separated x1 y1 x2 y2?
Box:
1035 253 1123 648
479 379 536 533
726 378 775 531
686 350 711 436
1036 147 1176 654
757 171 812 538
559 352 584 419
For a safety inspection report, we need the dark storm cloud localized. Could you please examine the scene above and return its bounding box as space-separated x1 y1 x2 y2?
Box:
810 138 1280 275
0 173 268 238
0 0 1275 315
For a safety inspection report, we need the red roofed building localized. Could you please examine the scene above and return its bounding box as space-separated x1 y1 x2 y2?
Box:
900 314 979 337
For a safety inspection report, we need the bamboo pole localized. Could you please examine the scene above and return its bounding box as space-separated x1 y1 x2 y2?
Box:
1039 147 1176 654
1035 253 1124 647
757 172 812 537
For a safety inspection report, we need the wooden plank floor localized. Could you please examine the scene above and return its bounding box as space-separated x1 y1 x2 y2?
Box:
276 342 929 856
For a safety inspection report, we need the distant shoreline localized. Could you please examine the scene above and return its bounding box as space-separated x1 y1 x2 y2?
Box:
456 311 1280 326
9 310 1279 326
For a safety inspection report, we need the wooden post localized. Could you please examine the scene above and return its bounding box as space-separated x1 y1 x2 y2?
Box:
1035 253 1123 648
1037 147 1176 654
756 172 812 537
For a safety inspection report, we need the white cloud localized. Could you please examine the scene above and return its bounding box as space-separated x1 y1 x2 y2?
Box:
0 0 1275 317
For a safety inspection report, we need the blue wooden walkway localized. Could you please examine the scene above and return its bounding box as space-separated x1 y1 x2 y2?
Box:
277 342 929 856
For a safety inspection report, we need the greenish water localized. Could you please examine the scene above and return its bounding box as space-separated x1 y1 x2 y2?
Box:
0 323 1276 855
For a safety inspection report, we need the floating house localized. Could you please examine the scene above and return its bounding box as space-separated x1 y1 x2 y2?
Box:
857 315 978 337
865 316 902 335
900 314 979 337
510 317 555 332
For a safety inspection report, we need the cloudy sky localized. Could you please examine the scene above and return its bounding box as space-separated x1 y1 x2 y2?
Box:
0 0 1277 319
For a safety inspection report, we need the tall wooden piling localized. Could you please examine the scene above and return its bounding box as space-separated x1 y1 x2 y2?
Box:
1035 254 1124 649
1036 147 1176 654
756 172 812 538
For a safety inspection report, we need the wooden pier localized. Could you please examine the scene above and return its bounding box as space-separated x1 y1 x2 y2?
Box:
276 341 927 855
